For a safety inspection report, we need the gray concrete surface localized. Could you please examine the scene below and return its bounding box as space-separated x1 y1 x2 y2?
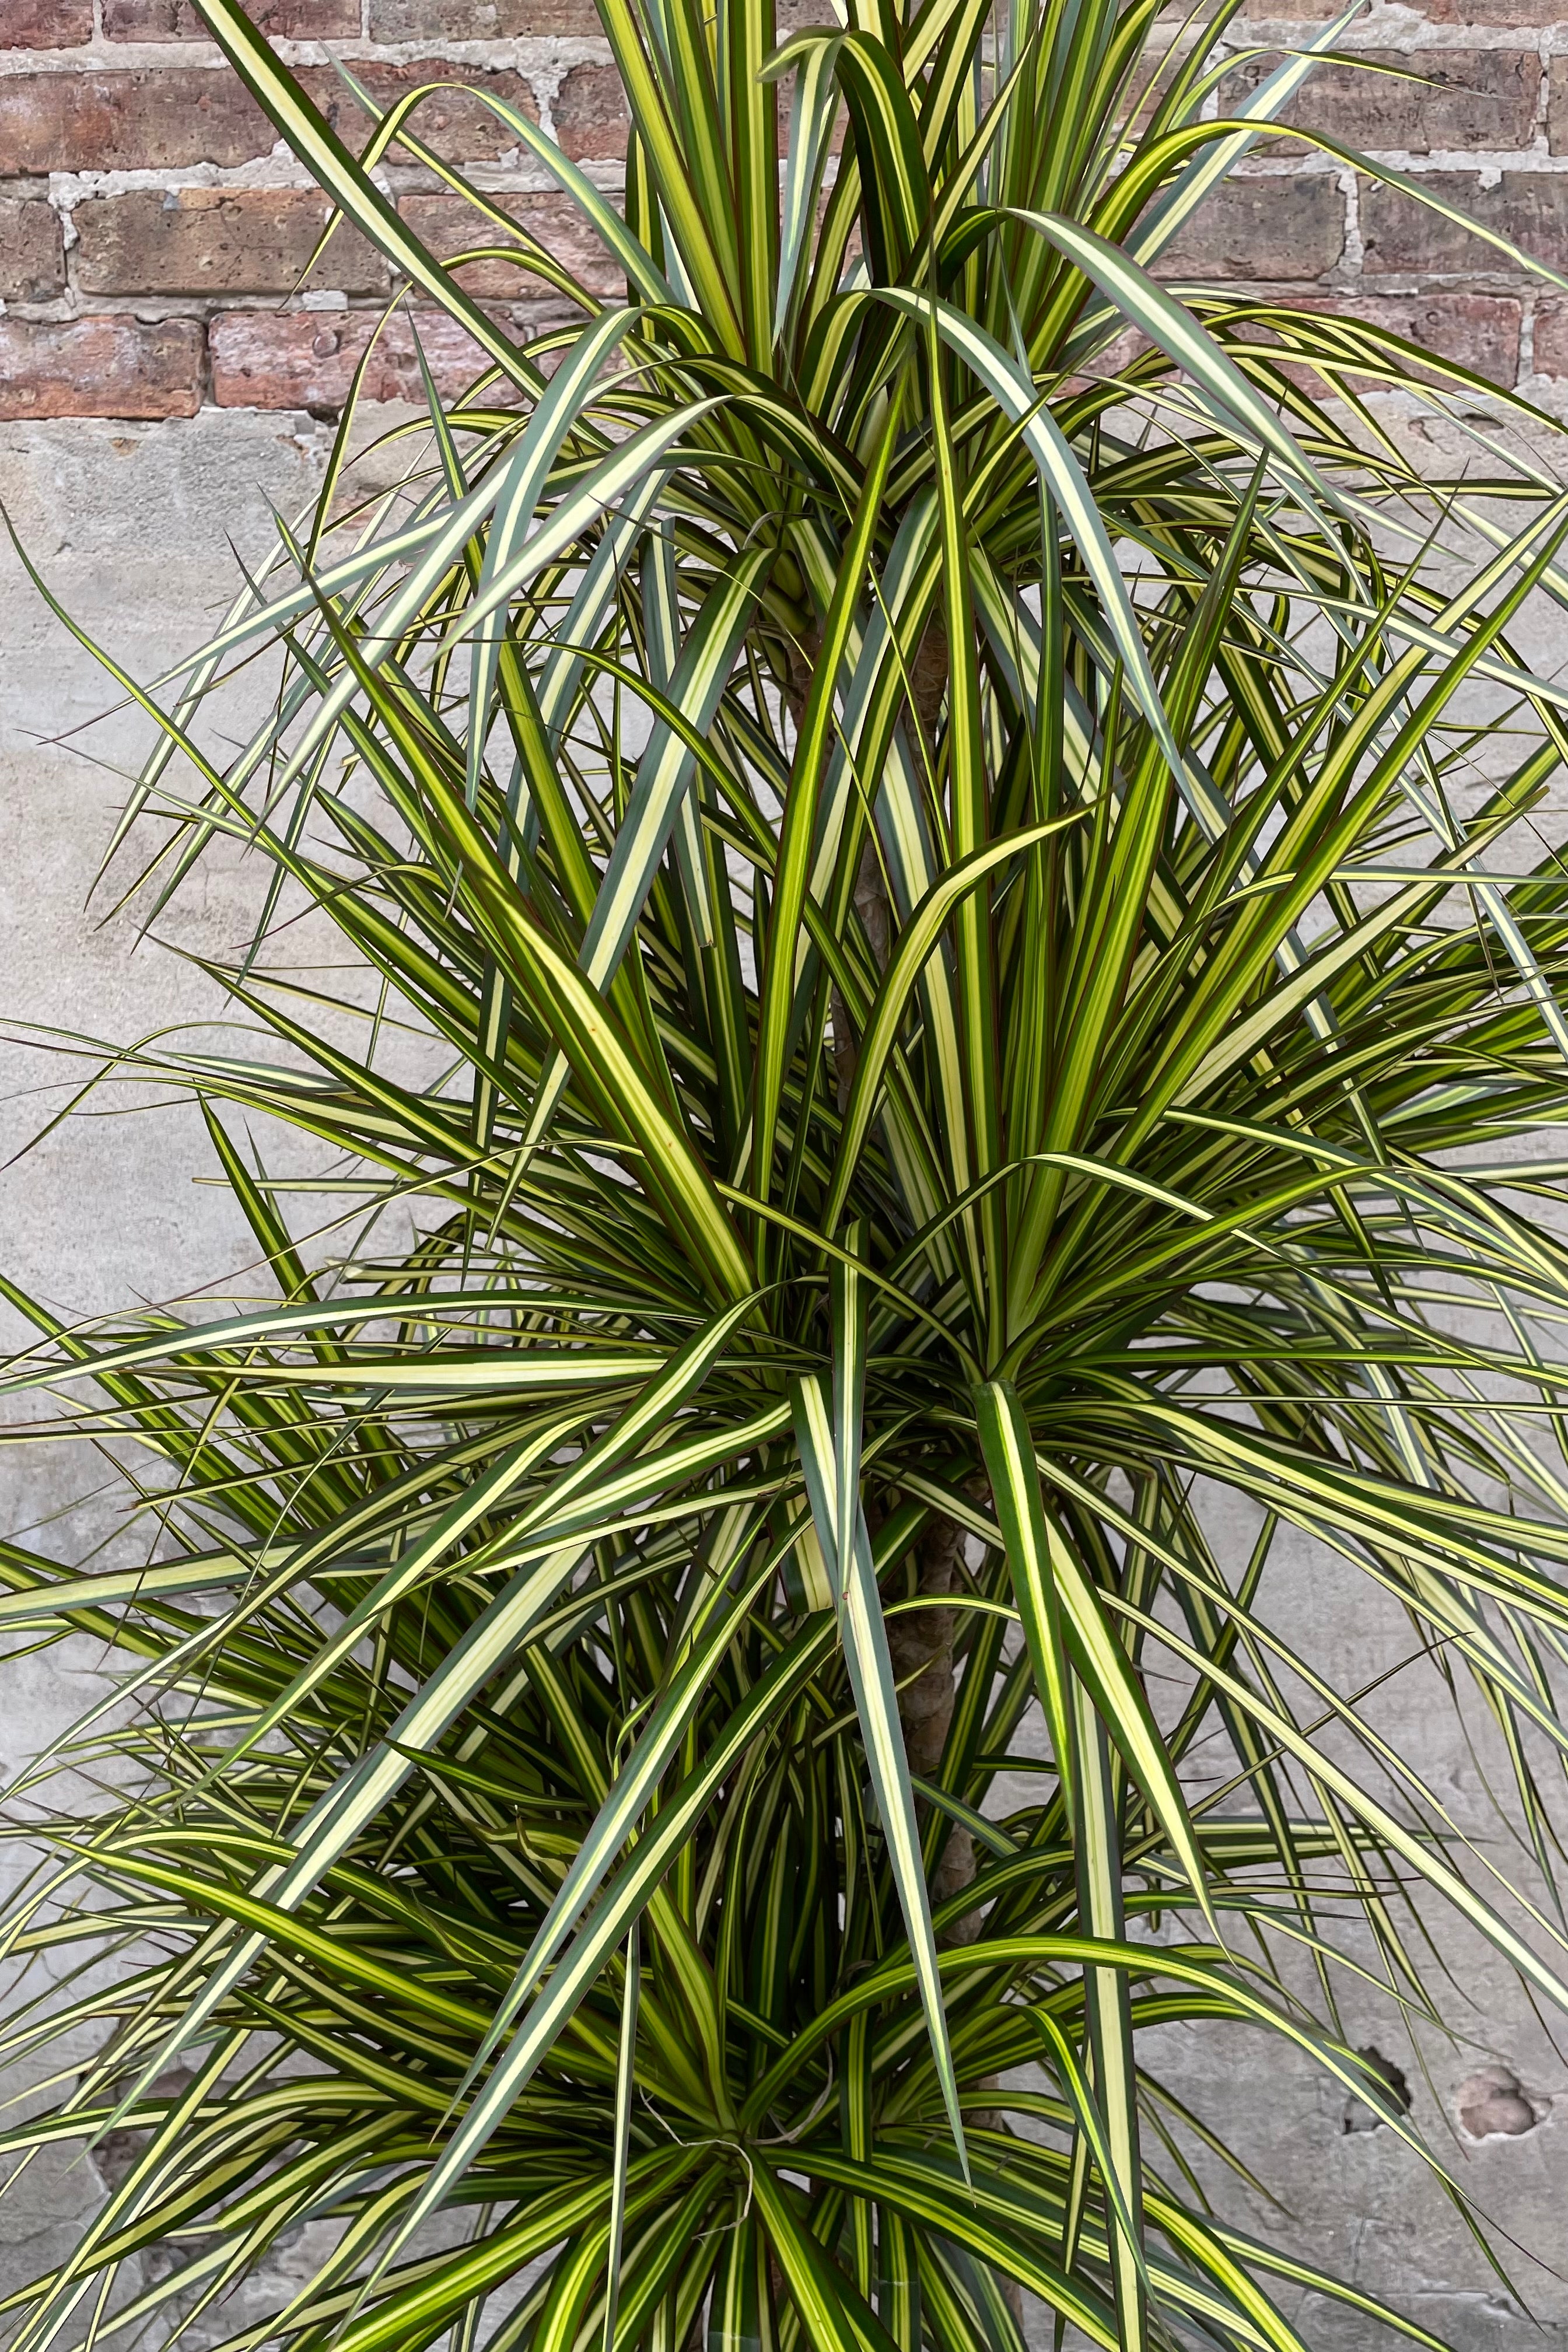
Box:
0 410 340 2330
5 406 1568 2348
0 408 329 1314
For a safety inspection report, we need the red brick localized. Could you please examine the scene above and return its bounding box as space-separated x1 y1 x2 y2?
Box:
0 59 536 178
1543 58 1568 152
0 0 91 43
0 194 63 300
1154 173 1343 282
552 62 629 160
75 189 388 296
399 191 623 299
1349 291 1520 384
0 68 272 173
1235 290 1521 388
0 317 203 419
1238 48 1539 155
299 60 537 164
1421 0 1562 21
104 0 358 30
1527 295 1568 375
1362 173 1568 275
211 307 511 411
368 0 600 33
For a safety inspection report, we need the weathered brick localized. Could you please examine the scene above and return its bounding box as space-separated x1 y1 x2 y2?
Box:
0 194 64 300
1526 295 1568 374
75 190 389 296
1350 291 1520 383
400 191 622 299
1154 173 1343 281
1238 290 1522 387
553 62 629 160
0 60 536 178
211 307 509 411
0 0 92 44
299 60 536 163
104 0 358 32
0 317 204 419
1238 48 1539 155
0 68 272 174
1542 58 1568 152
1423 0 1564 22
1363 173 1568 275
368 0 600 34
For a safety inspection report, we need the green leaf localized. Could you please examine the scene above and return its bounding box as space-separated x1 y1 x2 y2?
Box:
792 1372 969 2178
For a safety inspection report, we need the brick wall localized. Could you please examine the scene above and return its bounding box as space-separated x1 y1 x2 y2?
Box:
1 0 1566 417
1157 27 1568 393
0 0 628 416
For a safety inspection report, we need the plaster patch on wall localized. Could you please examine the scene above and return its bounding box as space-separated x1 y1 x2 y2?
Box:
1457 2065 1542 2139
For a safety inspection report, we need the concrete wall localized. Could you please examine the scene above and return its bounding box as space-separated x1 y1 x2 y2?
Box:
0 408 316 2324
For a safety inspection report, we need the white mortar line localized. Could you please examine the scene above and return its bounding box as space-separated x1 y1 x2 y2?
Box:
0 36 610 75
